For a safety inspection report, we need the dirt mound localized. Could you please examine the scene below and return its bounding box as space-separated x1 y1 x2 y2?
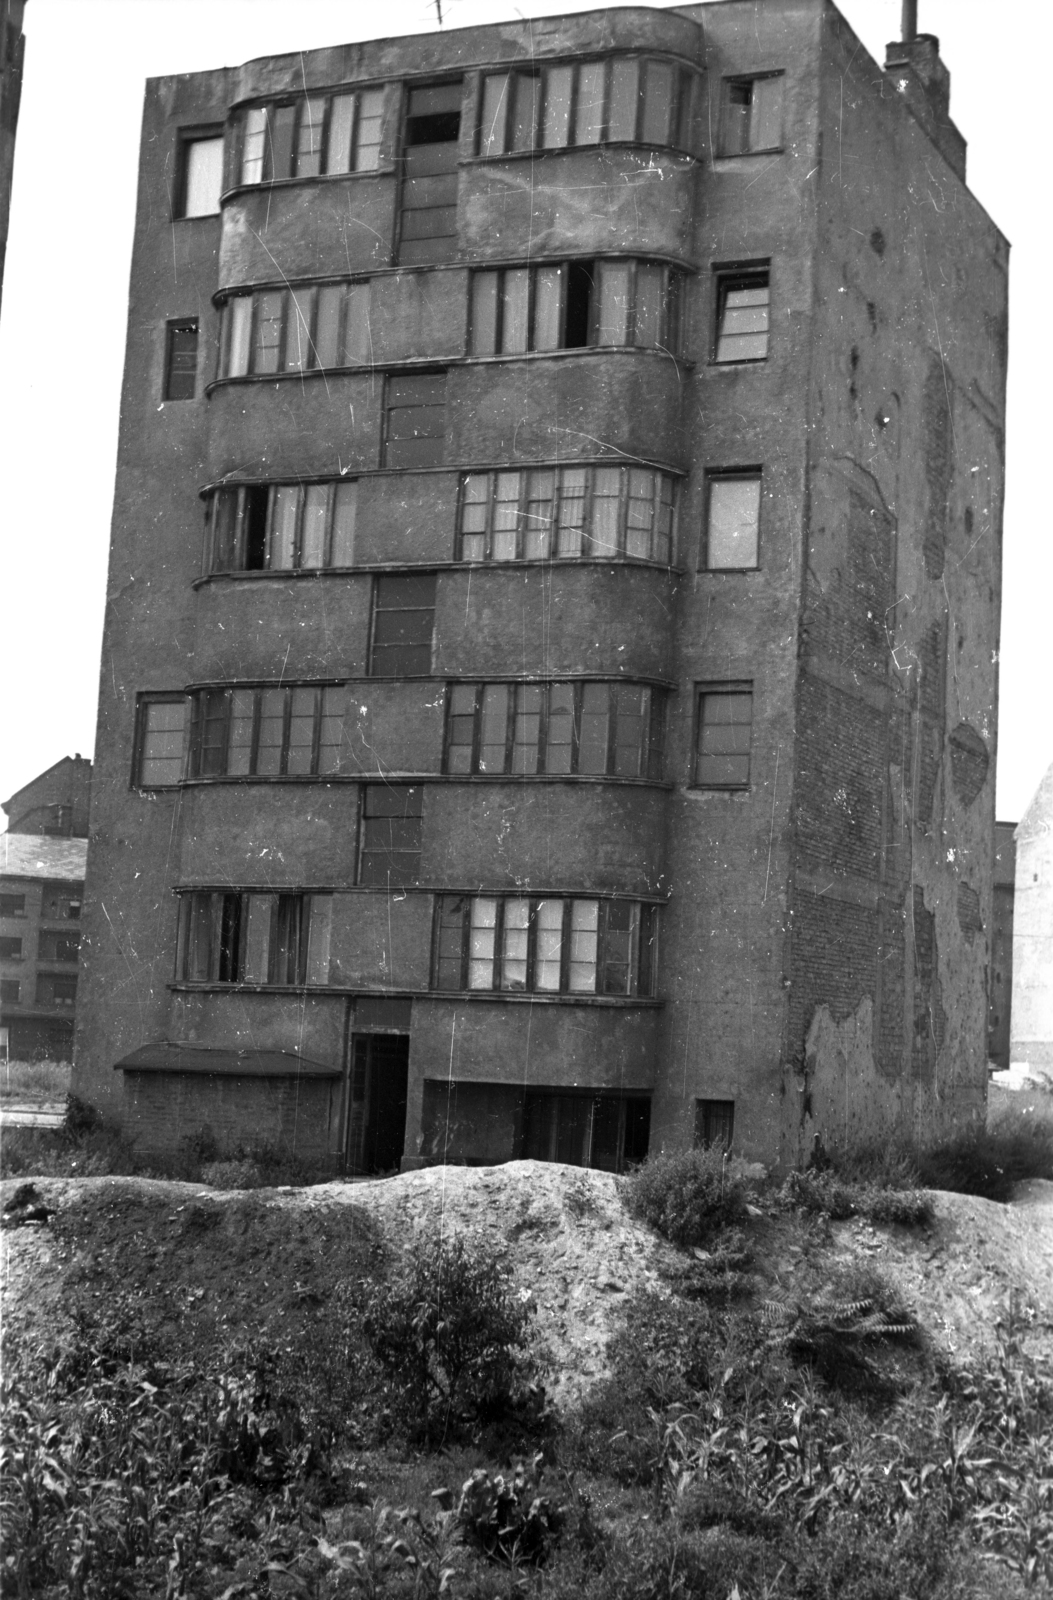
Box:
4 1162 1053 1396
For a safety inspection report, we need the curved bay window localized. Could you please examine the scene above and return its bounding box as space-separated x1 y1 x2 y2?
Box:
206 480 357 573
188 685 345 779
234 88 385 185
218 281 371 378
434 894 657 996
478 56 697 157
458 464 675 564
444 681 664 779
470 259 681 357
177 890 331 985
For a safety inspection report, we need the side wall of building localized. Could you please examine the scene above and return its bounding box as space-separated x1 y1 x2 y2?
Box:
1011 767 1053 1073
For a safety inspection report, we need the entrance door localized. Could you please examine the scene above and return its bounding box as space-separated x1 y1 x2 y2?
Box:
346 1033 409 1174
397 82 462 265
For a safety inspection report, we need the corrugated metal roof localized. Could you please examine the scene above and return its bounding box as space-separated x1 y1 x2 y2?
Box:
116 1043 340 1078
0 834 88 882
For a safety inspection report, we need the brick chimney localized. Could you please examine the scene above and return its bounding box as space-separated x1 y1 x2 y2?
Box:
884 31 966 180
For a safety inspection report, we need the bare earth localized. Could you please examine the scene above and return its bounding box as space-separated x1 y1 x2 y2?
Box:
4 1162 1053 1397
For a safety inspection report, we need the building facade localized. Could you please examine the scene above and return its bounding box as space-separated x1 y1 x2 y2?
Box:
2 755 92 839
73 1 1007 1171
1010 762 1053 1079
1 834 86 1060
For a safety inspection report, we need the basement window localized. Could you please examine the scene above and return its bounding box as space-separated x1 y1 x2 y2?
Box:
178 890 331 986
358 785 423 886
720 75 784 156
444 681 664 780
703 471 762 569
434 895 657 996
177 131 224 217
237 88 385 183
369 574 437 675
469 260 680 356
133 695 188 788
164 319 199 400
206 480 358 572
714 269 770 363
693 684 754 788
187 684 345 779
695 1098 735 1150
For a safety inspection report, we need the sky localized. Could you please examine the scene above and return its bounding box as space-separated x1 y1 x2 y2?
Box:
0 0 1048 824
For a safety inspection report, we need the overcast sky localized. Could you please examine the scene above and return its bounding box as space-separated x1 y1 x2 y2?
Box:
0 0 1047 823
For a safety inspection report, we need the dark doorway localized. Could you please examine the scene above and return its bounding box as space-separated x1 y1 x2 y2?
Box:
346 1033 409 1174
398 82 462 265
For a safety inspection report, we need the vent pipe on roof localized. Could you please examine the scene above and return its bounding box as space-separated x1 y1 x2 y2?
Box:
902 0 918 40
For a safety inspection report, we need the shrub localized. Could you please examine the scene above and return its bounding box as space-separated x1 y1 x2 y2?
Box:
916 1113 1053 1201
781 1167 933 1228
201 1157 262 1190
362 1233 536 1444
621 1145 746 1247
454 1453 565 1566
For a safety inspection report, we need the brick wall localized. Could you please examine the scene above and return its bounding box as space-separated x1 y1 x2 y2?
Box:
122 1071 337 1160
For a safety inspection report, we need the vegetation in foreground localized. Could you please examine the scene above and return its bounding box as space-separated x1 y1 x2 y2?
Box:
3 1146 1053 1598
0 1057 71 1104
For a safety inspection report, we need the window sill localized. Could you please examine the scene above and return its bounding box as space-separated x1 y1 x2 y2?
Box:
463 141 699 167
169 980 662 1007
707 357 770 369
192 558 682 588
712 146 785 161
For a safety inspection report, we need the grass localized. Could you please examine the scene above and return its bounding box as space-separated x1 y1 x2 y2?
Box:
0 1057 70 1103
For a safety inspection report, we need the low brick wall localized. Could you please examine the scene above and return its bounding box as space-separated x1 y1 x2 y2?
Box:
121 1070 338 1160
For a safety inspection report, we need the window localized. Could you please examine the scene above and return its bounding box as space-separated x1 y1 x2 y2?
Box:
219 281 371 378
0 937 22 960
478 56 696 156
163 319 199 400
178 890 331 985
206 480 357 573
358 785 423 885
434 895 657 996
37 974 77 1008
695 1098 735 1150
693 685 753 788
369 574 436 676
703 472 761 569
714 270 770 362
522 1091 650 1171
188 685 345 779
720 75 784 156
383 372 447 468
178 132 224 217
0 980 19 1005
42 889 81 921
38 932 79 963
445 681 664 779
459 464 675 564
134 696 188 788
0 895 26 918
237 88 385 184
399 82 462 265
470 260 680 356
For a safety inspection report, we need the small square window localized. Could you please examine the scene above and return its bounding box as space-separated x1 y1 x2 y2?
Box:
704 472 761 569
369 574 437 676
1 979 19 1005
693 685 753 788
714 270 770 363
720 75 784 156
178 132 224 218
0 937 23 960
0 895 26 918
695 1098 735 1150
358 786 423 885
164 319 199 400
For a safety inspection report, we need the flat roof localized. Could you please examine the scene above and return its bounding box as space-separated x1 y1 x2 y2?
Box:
0 834 88 883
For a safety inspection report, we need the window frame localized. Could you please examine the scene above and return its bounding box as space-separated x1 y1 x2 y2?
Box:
702 469 763 571
432 894 657 997
0 937 23 961
476 56 697 158
695 1098 735 1150
457 463 676 565
713 266 771 364
163 318 199 401
133 694 189 790
357 784 424 886
235 87 386 187
369 573 438 677
0 979 19 1006
718 73 785 157
218 279 373 380
442 680 665 780
176 126 225 219
692 682 754 790
382 371 448 469
469 258 681 358
186 684 345 780
0 895 27 919
176 889 331 986
205 479 358 574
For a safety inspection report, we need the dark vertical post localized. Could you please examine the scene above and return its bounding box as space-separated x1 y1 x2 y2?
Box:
902 0 918 40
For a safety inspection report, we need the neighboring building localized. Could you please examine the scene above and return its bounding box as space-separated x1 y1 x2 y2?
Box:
1 834 86 1060
2 755 92 838
73 1 1007 1172
1010 763 1053 1078
987 819 1016 1071
0 0 26 315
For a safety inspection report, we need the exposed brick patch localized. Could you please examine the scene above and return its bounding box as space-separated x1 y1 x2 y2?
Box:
922 353 953 580
122 1071 335 1159
957 882 983 943
795 675 885 880
876 895 906 1076
912 886 947 1078
949 721 989 806
805 489 894 679
789 890 880 1055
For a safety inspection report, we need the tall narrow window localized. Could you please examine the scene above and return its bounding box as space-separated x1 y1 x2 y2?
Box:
383 373 447 468
703 472 762 569
398 81 462 266
358 786 423 885
714 270 770 362
720 75 784 156
178 132 224 217
693 685 753 787
369 574 437 676
134 696 188 788
164 320 199 400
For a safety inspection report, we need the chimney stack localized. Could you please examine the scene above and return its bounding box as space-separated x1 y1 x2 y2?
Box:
901 0 918 41
885 13 966 179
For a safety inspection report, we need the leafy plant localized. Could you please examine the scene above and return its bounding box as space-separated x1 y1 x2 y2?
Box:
453 1453 564 1566
621 1145 746 1247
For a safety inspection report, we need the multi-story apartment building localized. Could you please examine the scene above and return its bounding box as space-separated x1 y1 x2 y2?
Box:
1 834 86 1061
72 1 1007 1172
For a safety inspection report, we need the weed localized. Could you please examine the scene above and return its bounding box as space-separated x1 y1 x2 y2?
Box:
915 1112 1053 1201
622 1145 746 1247
453 1453 565 1566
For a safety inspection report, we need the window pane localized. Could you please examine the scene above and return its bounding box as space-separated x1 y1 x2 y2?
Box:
512 683 542 773
492 471 521 560
607 57 639 141
446 684 477 772
556 467 586 556
468 898 497 988
471 272 499 356
269 104 296 181
533 265 563 351
284 287 315 371
545 684 574 773
185 894 214 981
535 899 563 990
300 486 329 569
578 682 609 774
597 261 630 346
655 475 675 565
723 80 751 156
633 263 664 347
306 895 332 983
601 901 634 994
716 281 770 362
501 897 530 989
254 291 284 373
270 485 301 569
286 687 317 774
330 481 357 565
542 64 573 148
360 785 422 885
478 684 510 772
165 321 198 400
313 284 343 367
574 61 605 143
272 894 305 984
568 899 598 991
209 489 238 570
343 281 372 365
256 687 285 774
326 92 355 172
355 88 384 170
195 690 229 776
625 467 655 559
589 466 622 556
696 691 752 785
227 296 252 376
242 108 268 183
370 572 436 674
707 476 761 568
501 268 530 354
295 97 326 177
480 73 509 156
612 684 647 777
140 701 186 786
318 686 345 773
242 893 273 983
524 469 554 559
459 474 489 559
183 136 224 217
512 73 541 151
227 688 255 776
436 897 466 989
751 75 784 151
641 59 674 145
